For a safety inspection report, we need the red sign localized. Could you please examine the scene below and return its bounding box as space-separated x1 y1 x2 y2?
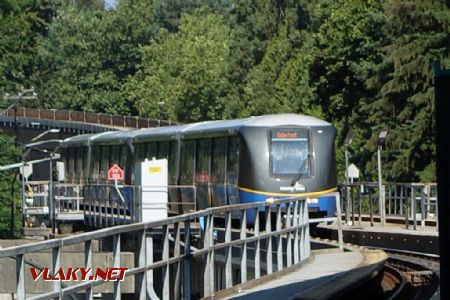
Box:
108 164 124 180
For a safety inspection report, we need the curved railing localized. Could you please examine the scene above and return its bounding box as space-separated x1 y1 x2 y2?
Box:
1 107 174 129
0 197 311 299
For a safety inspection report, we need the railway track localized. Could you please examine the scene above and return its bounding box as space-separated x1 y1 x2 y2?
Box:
380 248 439 300
346 246 440 300
310 238 439 299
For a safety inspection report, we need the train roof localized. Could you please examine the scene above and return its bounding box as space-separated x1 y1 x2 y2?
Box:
61 114 332 146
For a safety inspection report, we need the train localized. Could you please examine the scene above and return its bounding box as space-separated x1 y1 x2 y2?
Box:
59 114 338 222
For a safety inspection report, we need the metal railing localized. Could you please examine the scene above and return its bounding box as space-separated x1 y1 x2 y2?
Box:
1 107 174 129
1 197 310 299
339 182 438 231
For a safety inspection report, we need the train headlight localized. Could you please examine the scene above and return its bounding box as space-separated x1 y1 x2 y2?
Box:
306 198 319 204
266 197 276 203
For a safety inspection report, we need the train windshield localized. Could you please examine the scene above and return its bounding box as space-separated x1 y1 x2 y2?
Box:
270 129 310 175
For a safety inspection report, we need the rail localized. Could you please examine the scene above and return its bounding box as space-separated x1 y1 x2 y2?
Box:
339 182 438 231
0 107 174 129
0 197 310 299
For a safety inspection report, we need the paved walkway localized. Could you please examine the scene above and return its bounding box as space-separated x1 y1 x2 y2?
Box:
225 251 363 299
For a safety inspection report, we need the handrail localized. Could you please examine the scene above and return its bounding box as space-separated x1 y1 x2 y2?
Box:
0 197 311 299
0 107 174 129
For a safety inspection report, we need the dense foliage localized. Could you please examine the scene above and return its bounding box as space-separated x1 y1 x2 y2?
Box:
1 0 449 182
0 133 21 238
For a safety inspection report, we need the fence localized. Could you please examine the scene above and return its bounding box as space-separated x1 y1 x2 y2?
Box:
1 107 174 129
0 197 310 299
339 182 438 230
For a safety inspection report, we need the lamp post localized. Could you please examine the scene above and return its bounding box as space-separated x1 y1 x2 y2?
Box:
377 129 388 226
343 131 353 225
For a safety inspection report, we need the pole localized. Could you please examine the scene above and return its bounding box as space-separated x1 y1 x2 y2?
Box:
9 105 18 238
50 155 55 234
377 146 385 226
434 62 450 300
21 165 26 228
344 147 350 225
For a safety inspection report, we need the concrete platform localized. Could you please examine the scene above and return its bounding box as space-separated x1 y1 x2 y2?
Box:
223 248 386 299
322 221 438 237
314 222 439 254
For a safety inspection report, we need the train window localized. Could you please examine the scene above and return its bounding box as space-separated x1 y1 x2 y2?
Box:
91 146 101 182
135 143 146 163
227 137 239 184
75 147 83 182
157 141 169 159
82 147 88 183
120 145 127 173
226 137 239 205
270 129 311 175
180 140 196 184
61 148 68 180
110 145 120 165
211 138 227 183
100 146 110 180
196 139 211 183
67 147 75 183
146 142 157 159
168 141 178 184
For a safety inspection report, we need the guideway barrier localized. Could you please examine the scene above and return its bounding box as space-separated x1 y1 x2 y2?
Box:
339 182 438 230
0 106 174 129
1 196 317 299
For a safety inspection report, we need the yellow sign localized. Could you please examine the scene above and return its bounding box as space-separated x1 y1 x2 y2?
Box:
148 167 162 173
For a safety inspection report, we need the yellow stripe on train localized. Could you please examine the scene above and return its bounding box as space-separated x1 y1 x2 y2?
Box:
237 186 337 197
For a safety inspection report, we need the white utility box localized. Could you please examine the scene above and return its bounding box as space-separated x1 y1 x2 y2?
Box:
134 158 168 222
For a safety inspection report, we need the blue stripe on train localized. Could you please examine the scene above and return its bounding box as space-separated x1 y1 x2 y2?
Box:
238 189 336 224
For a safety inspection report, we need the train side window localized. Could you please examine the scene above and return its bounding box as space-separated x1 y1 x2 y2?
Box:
75 146 83 183
120 145 127 174
66 147 74 183
82 147 88 183
168 141 178 184
227 137 239 184
91 146 101 182
135 143 146 163
211 138 226 183
61 148 68 181
100 145 110 180
146 142 157 159
110 145 120 165
227 137 239 205
157 141 169 159
180 140 196 184
196 139 211 183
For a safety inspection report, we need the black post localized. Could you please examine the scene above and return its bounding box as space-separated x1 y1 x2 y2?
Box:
434 62 450 300
10 105 18 238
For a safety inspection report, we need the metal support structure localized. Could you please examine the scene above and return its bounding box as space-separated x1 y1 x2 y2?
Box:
345 146 351 225
240 209 247 284
377 146 386 226
1 197 317 299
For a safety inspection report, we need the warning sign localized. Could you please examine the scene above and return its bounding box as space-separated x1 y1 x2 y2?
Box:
108 164 124 180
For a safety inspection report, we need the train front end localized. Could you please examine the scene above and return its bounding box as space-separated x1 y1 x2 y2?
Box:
237 115 338 222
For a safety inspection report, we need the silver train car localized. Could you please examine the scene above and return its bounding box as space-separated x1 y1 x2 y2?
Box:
60 114 338 221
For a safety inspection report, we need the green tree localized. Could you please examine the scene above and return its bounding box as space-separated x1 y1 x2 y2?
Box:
0 133 22 238
126 11 230 122
368 0 450 181
311 0 387 180
0 0 56 94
